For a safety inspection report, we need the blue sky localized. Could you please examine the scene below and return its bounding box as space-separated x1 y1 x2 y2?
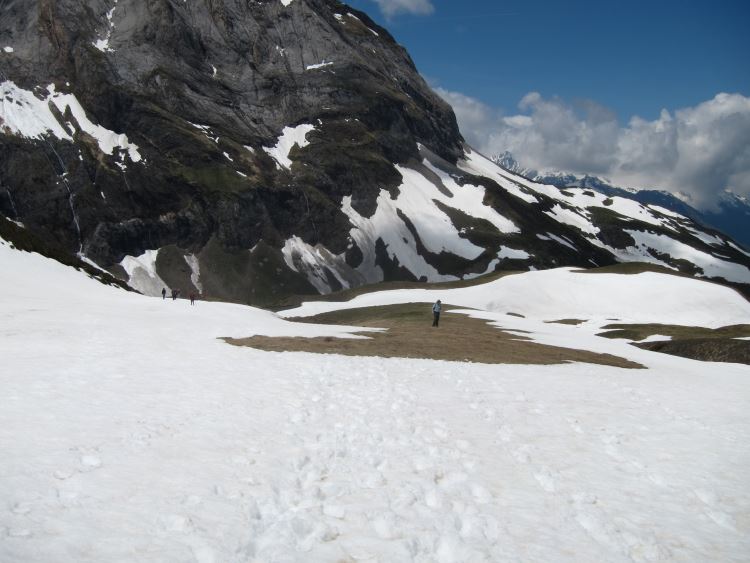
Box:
347 0 750 208
347 0 749 121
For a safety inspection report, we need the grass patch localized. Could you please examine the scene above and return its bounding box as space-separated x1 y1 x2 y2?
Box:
598 323 750 365
225 303 643 369
597 323 750 341
545 319 586 325
635 339 749 364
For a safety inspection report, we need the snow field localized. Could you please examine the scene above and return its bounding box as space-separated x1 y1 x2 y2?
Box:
1 241 749 561
283 267 750 329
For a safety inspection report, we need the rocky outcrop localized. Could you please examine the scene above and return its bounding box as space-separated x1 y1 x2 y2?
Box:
1 0 462 303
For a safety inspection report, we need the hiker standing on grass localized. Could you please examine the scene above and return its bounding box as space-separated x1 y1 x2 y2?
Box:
162 287 166 300
432 299 442 327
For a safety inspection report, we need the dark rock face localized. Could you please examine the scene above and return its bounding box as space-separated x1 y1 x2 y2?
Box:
1 0 749 304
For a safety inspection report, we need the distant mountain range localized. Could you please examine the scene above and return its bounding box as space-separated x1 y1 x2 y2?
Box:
493 152 750 250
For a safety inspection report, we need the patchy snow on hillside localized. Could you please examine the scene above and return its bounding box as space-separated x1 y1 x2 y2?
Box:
467 150 675 231
342 193 458 284
624 230 750 284
263 123 315 169
0 81 141 162
1 81 73 140
92 1 118 52
338 162 521 285
2 242 749 562
282 236 359 294
544 204 599 236
537 232 577 252
460 149 539 204
119 249 166 296
422 160 518 235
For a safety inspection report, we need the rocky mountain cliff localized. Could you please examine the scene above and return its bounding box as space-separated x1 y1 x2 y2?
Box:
2 0 750 304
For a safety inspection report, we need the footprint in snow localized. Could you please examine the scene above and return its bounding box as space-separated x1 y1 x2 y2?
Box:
512 445 532 464
693 489 738 531
565 417 584 434
11 502 32 515
497 425 514 443
470 483 493 503
79 455 102 471
433 426 449 440
158 514 194 534
533 468 556 492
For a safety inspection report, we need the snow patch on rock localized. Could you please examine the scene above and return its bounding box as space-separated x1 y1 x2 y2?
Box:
306 61 334 71
263 124 315 169
537 233 577 252
0 81 142 163
93 1 118 52
282 236 358 294
120 249 167 296
184 254 203 293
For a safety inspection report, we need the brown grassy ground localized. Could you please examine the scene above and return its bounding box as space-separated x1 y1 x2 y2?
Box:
545 319 587 325
597 323 750 341
598 323 750 365
635 339 750 364
224 304 643 369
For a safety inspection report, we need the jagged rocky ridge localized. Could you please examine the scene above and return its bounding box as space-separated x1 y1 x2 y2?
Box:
1 0 750 304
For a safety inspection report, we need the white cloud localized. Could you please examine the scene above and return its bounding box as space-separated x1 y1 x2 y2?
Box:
368 0 434 18
437 88 750 210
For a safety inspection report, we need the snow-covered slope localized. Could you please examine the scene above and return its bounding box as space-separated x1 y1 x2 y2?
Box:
276 146 750 297
2 242 749 562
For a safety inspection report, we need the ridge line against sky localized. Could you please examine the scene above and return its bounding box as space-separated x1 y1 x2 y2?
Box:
348 0 750 209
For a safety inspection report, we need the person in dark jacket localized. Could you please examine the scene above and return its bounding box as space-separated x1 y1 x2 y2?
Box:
162 287 166 300
432 299 442 327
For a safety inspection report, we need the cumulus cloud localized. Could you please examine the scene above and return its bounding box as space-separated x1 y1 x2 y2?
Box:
368 0 434 18
436 88 750 210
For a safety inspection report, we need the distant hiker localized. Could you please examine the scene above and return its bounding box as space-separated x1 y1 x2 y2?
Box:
171 288 177 301
189 292 196 306
161 287 166 300
432 299 442 327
